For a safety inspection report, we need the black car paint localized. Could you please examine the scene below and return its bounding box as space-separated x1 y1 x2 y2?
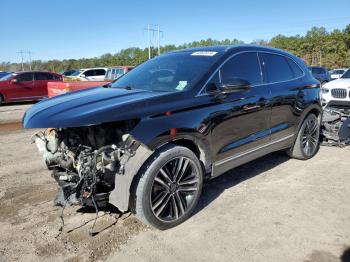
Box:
23 45 321 180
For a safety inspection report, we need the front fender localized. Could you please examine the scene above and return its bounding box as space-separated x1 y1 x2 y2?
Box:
130 109 212 164
110 110 213 211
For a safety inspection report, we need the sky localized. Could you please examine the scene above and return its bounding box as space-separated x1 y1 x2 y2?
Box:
0 0 349 63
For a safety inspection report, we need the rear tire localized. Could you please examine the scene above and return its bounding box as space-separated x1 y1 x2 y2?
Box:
0 94 4 105
134 144 203 230
288 113 320 160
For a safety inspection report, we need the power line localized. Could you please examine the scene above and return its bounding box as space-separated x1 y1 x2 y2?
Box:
17 50 33 71
144 24 164 59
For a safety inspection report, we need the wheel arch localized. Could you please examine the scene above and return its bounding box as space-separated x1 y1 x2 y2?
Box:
298 103 322 130
0 92 5 104
150 133 212 174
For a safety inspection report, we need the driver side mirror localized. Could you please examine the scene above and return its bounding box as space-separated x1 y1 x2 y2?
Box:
219 78 251 94
10 79 18 84
80 74 86 78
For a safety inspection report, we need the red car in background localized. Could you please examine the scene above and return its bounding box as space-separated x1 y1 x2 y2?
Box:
0 71 62 104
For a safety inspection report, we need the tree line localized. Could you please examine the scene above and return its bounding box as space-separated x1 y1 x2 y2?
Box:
1 24 350 73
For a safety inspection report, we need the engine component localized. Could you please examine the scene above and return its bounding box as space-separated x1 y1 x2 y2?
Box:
321 105 350 146
32 123 140 209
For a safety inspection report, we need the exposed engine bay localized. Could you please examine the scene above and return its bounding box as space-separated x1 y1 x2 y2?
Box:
321 105 350 146
32 120 141 209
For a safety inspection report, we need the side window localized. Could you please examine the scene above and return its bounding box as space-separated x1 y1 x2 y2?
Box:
83 70 94 77
16 73 33 82
52 74 61 80
220 52 262 86
285 58 303 78
261 53 294 83
95 69 106 76
35 73 54 80
116 68 124 77
312 67 323 74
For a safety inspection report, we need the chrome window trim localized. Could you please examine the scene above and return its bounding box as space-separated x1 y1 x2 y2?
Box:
214 134 294 167
196 50 306 97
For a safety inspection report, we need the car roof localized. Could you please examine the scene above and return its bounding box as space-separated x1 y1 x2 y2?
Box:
14 71 58 74
170 44 296 57
80 67 107 70
308 66 326 69
107 66 134 69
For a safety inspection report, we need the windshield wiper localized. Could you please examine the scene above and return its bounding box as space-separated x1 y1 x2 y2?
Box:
105 84 133 90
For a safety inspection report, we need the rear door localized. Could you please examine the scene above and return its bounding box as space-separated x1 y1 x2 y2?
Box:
211 52 271 175
8 72 35 101
259 52 304 142
34 72 56 98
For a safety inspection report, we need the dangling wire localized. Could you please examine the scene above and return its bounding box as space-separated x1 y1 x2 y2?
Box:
56 196 69 238
89 194 99 236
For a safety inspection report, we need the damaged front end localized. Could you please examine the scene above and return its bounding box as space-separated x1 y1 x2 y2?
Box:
321 105 350 146
32 120 152 211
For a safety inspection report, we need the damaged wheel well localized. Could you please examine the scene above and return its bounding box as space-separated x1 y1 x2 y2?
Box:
171 139 210 173
309 108 321 118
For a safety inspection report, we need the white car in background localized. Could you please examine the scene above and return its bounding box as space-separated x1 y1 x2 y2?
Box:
322 69 350 107
66 68 107 81
329 68 347 80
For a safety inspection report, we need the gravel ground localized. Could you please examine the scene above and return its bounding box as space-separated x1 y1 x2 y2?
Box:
0 102 33 124
0 104 349 262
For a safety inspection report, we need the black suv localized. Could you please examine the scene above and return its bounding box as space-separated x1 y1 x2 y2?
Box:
23 45 322 230
308 66 331 84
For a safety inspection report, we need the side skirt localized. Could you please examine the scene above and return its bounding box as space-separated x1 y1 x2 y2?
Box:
211 134 294 177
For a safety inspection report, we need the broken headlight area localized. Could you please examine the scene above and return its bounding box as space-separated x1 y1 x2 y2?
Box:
32 120 140 208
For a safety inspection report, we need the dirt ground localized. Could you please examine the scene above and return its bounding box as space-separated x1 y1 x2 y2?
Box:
0 103 350 262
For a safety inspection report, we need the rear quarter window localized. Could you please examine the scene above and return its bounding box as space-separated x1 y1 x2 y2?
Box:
260 53 295 83
286 58 304 78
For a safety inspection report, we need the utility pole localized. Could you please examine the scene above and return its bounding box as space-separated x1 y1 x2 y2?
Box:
148 24 151 59
17 50 33 71
157 24 160 56
144 24 164 59
18 50 25 71
27 50 32 71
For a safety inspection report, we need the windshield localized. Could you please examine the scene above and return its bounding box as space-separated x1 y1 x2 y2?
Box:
110 51 221 92
70 70 82 76
64 70 79 76
332 69 345 74
341 69 350 79
0 73 16 81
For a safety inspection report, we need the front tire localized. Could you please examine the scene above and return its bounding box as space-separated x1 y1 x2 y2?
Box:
134 144 203 230
288 113 320 160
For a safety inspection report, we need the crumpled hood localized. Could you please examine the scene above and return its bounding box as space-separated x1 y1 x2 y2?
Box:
23 87 167 128
323 78 350 89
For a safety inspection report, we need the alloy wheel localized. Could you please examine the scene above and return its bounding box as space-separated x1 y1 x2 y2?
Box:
150 156 200 222
302 117 319 156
